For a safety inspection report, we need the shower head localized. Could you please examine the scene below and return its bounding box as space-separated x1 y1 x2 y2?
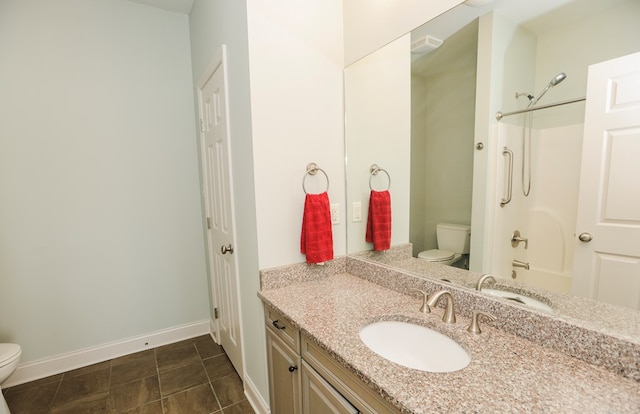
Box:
531 72 567 105
549 72 567 86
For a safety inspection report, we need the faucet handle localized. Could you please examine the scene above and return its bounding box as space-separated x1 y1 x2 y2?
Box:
467 310 497 334
511 230 528 249
410 289 430 313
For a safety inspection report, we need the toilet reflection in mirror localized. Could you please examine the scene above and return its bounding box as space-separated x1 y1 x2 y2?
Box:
417 223 470 269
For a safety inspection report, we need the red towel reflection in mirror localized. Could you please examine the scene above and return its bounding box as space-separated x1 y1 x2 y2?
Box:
366 190 391 251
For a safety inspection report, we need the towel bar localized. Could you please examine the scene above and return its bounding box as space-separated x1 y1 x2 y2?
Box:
303 163 329 194
369 164 391 191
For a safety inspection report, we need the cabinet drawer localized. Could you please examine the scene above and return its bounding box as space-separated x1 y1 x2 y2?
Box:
265 304 300 353
301 334 401 414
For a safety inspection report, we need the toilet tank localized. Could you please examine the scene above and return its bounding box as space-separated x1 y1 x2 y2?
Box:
436 223 471 254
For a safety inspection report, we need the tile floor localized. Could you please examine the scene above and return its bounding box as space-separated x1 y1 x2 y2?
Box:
2 335 255 414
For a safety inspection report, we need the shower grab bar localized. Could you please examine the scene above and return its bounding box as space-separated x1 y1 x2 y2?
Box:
500 147 513 208
495 96 586 121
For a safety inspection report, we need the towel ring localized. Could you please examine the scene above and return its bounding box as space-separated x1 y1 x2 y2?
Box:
369 164 391 191
303 163 330 194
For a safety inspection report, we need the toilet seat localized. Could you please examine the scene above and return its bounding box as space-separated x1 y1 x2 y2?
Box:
418 249 456 262
0 344 21 368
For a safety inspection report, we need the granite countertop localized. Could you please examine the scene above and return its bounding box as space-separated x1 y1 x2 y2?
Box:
258 272 640 414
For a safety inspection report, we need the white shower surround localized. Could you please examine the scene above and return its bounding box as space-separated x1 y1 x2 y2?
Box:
490 122 583 293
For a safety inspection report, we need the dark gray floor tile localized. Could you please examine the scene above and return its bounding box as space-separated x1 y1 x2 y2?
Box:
223 399 255 414
156 343 200 372
211 373 245 408
3 373 62 396
63 361 111 379
203 354 236 381
53 366 110 409
110 352 157 387
4 335 247 414
162 383 220 414
106 375 160 412
195 336 224 359
51 394 108 414
121 400 164 413
155 338 197 354
5 380 59 414
159 361 208 396
111 349 155 367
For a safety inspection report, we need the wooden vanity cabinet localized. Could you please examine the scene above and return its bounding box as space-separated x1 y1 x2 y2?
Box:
301 360 358 413
264 305 400 414
265 306 302 414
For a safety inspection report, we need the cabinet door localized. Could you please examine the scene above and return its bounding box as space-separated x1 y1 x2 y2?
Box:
301 361 359 414
267 329 302 414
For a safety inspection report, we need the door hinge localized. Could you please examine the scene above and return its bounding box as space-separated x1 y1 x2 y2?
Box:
214 307 219 319
200 118 205 133
206 217 211 229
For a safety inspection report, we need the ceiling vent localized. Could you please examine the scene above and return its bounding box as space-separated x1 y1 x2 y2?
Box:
411 35 443 54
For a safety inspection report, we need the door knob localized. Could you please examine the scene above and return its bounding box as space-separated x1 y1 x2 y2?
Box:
578 233 593 242
221 244 234 254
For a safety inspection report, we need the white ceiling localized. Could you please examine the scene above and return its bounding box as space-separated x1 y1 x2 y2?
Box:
412 0 628 45
127 0 194 14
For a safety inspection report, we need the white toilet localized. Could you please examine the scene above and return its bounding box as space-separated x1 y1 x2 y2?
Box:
0 343 21 414
418 223 471 266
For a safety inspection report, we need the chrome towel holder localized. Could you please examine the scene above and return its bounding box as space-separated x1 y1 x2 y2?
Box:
369 164 391 191
303 163 329 194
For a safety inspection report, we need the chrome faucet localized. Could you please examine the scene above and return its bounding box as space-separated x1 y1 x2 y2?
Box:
512 260 530 270
476 274 496 291
426 290 456 323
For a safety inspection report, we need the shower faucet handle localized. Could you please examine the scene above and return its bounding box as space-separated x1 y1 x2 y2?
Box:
511 230 528 249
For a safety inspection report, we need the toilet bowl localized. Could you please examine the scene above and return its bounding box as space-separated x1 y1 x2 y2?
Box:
0 344 21 414
417 249 462 266
418 223 471 267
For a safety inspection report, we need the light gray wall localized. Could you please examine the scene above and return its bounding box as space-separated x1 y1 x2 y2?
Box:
0 0 209 362
246 0 346 270
345 35 411 253
410 21 477 256
188 0 265 402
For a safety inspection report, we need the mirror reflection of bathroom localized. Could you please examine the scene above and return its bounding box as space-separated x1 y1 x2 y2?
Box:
409 20 477 270
406 0 640 310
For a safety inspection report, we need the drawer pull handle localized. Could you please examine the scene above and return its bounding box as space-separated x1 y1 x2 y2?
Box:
272 320 286 330
288 365 298 372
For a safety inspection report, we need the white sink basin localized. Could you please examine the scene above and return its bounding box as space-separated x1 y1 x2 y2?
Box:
359 321 470 372
482 288 554 313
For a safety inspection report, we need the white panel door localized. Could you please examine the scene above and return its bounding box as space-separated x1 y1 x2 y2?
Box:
198 46 244 375
572 51 640 309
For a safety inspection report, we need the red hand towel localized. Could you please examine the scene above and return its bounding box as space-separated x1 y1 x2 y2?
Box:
366 190 391 251
300 192 334 264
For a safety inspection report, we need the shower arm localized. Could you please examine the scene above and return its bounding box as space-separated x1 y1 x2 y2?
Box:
496 96 586 121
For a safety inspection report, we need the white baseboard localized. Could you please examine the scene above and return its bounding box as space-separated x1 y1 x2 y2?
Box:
4 319 211 388
244 374 270 414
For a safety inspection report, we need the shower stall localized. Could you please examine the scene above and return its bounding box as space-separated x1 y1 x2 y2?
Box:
469 12 592 294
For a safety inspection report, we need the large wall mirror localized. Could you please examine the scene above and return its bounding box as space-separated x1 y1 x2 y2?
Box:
345 0 640 336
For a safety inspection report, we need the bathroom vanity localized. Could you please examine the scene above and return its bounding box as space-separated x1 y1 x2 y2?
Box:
258 256 640 413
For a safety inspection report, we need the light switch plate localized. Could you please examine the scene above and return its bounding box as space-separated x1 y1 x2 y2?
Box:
330 204 340 225
353 202 362 222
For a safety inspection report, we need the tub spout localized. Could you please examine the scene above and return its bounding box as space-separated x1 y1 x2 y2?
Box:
512 260 530 270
